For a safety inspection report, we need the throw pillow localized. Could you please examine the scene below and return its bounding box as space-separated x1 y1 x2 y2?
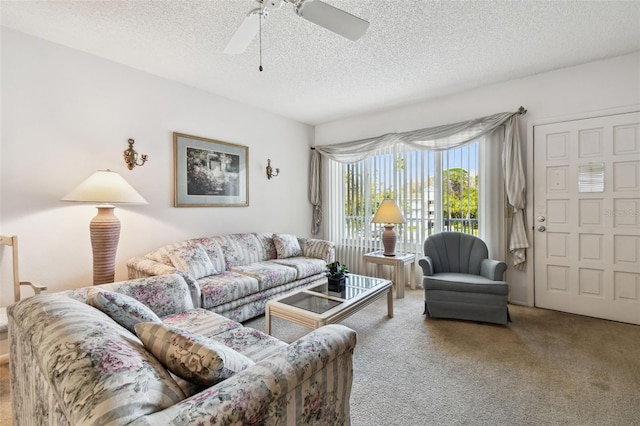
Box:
273 233 302 258
167 244 217 279
87 289 162 334
134 322 255 386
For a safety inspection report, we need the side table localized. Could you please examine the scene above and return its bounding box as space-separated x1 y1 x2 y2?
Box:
363 251 416 298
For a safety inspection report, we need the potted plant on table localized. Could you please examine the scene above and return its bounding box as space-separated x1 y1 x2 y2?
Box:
326 261 349 292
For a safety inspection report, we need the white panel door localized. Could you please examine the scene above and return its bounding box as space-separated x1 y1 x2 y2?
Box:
534 112 640 325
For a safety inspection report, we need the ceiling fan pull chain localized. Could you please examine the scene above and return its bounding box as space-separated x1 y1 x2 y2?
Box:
259 1 264 71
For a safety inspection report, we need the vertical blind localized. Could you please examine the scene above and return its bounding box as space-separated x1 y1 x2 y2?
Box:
324 142 480 276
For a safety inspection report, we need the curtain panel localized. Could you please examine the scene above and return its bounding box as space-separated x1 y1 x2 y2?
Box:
310 108 529 269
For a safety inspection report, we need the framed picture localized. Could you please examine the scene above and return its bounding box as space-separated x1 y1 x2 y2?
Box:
174 132 249 207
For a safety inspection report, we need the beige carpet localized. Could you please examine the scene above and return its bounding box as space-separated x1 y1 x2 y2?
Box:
2 289 639 425
0 360 9 425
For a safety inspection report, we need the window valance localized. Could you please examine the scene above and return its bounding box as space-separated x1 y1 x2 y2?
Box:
309 107 529 270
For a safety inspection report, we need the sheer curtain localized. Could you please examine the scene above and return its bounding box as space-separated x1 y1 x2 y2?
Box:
479 130 505 260
310 108 529 269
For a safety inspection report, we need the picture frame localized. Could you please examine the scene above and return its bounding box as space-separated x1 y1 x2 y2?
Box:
174 132 249 207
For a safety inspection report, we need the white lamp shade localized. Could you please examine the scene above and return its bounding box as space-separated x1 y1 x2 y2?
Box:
371 199 406 224
61 170 148 204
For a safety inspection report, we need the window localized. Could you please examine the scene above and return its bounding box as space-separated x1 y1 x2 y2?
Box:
335 142 479 256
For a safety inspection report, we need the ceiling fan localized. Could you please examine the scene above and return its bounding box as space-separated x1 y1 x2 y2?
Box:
224 0 370 55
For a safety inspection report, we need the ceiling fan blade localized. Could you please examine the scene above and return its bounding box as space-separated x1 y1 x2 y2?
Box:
295 0 369 41
224 8 263 55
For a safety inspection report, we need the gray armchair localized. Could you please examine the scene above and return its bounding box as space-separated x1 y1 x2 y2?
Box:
418 232 510 325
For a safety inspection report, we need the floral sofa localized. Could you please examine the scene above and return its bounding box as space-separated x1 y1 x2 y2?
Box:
8 274 357 425
127 232 335 322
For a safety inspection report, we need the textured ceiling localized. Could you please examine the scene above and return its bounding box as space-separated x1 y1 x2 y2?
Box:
2 0 640 125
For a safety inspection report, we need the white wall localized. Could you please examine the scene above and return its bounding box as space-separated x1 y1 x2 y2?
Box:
0 28 314 303
315 51 640 306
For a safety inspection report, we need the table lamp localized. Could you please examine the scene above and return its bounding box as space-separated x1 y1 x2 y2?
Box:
62 169 148 284
371 199 406 257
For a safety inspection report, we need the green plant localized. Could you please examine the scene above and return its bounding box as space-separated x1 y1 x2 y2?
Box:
326 261 349 279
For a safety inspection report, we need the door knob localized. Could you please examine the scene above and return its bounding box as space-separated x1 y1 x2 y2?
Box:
537 226 546 232
537 216 546 222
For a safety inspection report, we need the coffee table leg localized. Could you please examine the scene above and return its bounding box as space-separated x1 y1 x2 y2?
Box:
265 304 272 335
387 288 394 318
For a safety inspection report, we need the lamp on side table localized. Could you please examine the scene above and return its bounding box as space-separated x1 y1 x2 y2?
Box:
62 169 147 285
371 199 406 256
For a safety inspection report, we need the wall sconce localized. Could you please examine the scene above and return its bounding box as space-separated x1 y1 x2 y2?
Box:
123 138 148 170
266 159 280 179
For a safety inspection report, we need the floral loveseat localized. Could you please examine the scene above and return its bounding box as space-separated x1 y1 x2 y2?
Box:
127 232 334 322
8 274 356 425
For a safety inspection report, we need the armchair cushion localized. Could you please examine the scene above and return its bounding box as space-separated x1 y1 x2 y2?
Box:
424 232 489 275
424 273 508 295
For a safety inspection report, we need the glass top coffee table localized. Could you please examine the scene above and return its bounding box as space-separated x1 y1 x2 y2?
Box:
265 274 393 335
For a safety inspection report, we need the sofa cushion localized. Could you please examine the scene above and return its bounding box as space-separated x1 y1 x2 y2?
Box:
189 237 227 273
270 257 327 279
198 271 260 309
145 238 226 273
163 308 242 338
210 274 325 322
135 322 255 386
213 233 265 268
255 231 278 260
145 241 190 266
230 261 298 291
87 288 162 333
167 244 218 279
301 238 336 261
209 326 288 362
273 233 303 258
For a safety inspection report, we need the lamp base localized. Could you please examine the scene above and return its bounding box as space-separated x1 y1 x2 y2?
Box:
381 224 397 256
90 206 121 285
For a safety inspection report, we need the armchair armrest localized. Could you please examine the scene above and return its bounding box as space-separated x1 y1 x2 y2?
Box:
418 256 434 276
20 280 47 294
480 259 508 281
131 324 356 426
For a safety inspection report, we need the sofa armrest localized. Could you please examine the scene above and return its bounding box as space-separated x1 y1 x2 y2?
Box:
126 257 201 308
301 238 336 263
131 324 356 426
480 259 508 281
418 256 434 276
127 257 178 279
